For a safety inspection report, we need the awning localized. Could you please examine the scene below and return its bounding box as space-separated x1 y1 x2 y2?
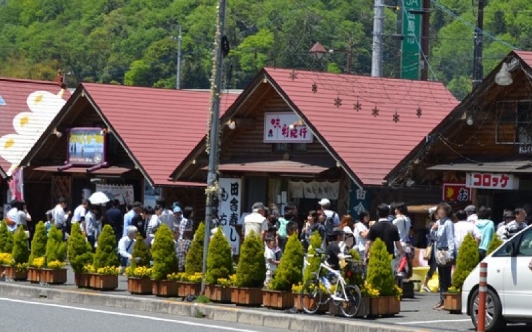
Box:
427 160 532 173
204 160 334 175
162 180 207 188
32 166 132 175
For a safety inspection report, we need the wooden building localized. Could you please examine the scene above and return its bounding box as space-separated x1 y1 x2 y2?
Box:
387 50 532 221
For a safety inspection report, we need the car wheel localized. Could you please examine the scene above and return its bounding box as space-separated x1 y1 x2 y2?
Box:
469 288 506 332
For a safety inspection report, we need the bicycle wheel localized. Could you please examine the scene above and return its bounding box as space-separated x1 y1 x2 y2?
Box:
301 279 324 314
339 285 362 318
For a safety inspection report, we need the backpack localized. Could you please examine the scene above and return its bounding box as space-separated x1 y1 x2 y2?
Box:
324 212 338 243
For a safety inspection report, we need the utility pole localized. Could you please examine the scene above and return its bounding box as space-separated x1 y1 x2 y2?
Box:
420 0 430 81
176 25 182 89
201 0 226 294
472 0 485 87
346 36 354 74
371 0 384 77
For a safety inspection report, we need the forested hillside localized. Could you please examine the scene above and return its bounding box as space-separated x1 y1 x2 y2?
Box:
0 0 530 99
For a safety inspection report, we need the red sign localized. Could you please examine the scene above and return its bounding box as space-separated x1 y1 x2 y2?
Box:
443 183 471 202
466 173 518 190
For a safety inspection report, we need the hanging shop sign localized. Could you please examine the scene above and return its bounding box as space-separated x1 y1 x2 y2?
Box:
68 127 106 165
348 182 372 220
289 180 339 200
95 184 134 206
263 112 313 143
466 172 518 190
442 182 471 202
218 178 242 255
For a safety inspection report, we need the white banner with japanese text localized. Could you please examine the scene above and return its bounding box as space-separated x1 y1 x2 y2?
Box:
95 184 134 206
218 178 242 255
263 112 314 143
290 180 339 200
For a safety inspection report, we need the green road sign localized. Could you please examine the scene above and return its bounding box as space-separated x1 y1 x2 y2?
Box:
401 0 422 80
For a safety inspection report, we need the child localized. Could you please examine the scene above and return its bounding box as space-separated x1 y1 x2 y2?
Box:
264 237 279 287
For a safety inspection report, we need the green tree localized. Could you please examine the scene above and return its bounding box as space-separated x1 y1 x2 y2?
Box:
486 232 504 256
45 225 67 265
366 238 395 296
0 220 14 253
270 233 304 291
452 233 480 290
303 231 323 283
205 227 233 284
129 234 151 270
185 222 205 275
151 224 178 281
235 231 266 288
29 221 47 265
68 223 93 274
93 225 119 269
12 226 29 265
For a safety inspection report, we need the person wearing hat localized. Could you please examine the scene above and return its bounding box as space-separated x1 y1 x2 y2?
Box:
496 209 515 233
318 198 340 226
244 202 268 241
465 205 478 224
325 227 348 271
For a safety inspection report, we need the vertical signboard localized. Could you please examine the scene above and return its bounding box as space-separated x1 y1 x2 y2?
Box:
218 178 243 254
401 0 422 79
348 181 372 220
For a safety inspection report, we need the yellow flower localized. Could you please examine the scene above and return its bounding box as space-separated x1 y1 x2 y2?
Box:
216 278 232 287
96 266 120 276
186 272 203 284
291 283 303 293
229 274 237 285
47 260 66 269
362 283 380 298
14 263 28 272
83 264 95 273
167 272 187 281
0 253 13 265
447 286 461 294
130 266 152 278
31 257 46 268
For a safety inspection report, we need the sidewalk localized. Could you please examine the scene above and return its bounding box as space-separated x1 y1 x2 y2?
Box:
0 272 435 332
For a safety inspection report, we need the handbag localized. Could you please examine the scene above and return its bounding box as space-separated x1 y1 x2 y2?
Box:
423 243 433 261
435 248 454 267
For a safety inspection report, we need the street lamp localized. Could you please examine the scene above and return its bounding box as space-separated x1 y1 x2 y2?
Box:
309 41 355 73
309 42 327 61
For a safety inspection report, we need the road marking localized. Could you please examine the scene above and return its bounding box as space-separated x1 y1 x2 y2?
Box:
0 297 261 332
397 319 470 325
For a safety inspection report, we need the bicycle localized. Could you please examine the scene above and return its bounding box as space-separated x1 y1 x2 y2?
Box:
300 249 363 317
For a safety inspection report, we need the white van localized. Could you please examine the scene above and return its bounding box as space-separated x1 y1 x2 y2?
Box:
461 224 532 332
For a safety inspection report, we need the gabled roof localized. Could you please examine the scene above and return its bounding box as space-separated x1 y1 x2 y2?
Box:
0 77 70 178
22 83 238 186
263 68 458 186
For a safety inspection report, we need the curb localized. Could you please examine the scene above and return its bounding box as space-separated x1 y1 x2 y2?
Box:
0 283 430 332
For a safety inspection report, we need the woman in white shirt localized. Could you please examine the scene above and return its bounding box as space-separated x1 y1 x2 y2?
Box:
146 204 163 237
354 211 370 258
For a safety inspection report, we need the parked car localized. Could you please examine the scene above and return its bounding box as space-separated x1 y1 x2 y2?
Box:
462 224 532 332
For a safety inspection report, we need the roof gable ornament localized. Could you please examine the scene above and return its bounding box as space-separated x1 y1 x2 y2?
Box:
311 82 318 93
289 69 298 81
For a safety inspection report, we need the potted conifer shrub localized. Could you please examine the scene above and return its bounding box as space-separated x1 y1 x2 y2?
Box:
41 225 68 284
231 231 266 306
366 238 402 317
183 222 206 297
68 223 93 288
6 226 29 281
263 233 304 309
486 233 503 256
0 220 14 276
444 233 479 313
151 224 179 297
90 225 120 290
28 221 47 283
205 227 234 303
126 234 152 295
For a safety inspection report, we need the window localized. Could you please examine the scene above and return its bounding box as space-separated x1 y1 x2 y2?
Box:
496 100 532 144
518 228 532 257
293 143 307 152
272 143 307 153
273 143 288 152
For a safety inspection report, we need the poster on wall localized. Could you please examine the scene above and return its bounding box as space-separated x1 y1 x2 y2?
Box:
218 178 242 255
68 127 106 165
263 112 314 143
95 184 134 206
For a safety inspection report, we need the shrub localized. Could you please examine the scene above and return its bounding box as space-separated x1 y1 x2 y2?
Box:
0 220 14 253
270 233 304 291
452 233 479 291
235 231 265 288
12 226 29 266
366 238 396 297
46 225 67 265
68 223 93 274
206 226 233 284
185 222 205 275
151 224 178 281
29 221 47 266
303 231 323 283
93 225 119 269
486 232 504 256
129 234 151 271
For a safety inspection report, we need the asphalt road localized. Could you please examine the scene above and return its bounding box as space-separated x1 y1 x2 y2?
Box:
0 295 287 332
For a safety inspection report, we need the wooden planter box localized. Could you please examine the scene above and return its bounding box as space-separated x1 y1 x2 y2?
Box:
444 292 462 313
40 268 67 285
328 296 370 318
128 278 153 295
262 290 294 309
293 293 329 313
152 280 178 297
176 281 187 297
230 287 263 306
4 266 27 281
28 267 42 283
74 273 91 288
205 285 232 303
0 265 4 277
182 281 201 297
89 274 119 290
368 296 401 317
